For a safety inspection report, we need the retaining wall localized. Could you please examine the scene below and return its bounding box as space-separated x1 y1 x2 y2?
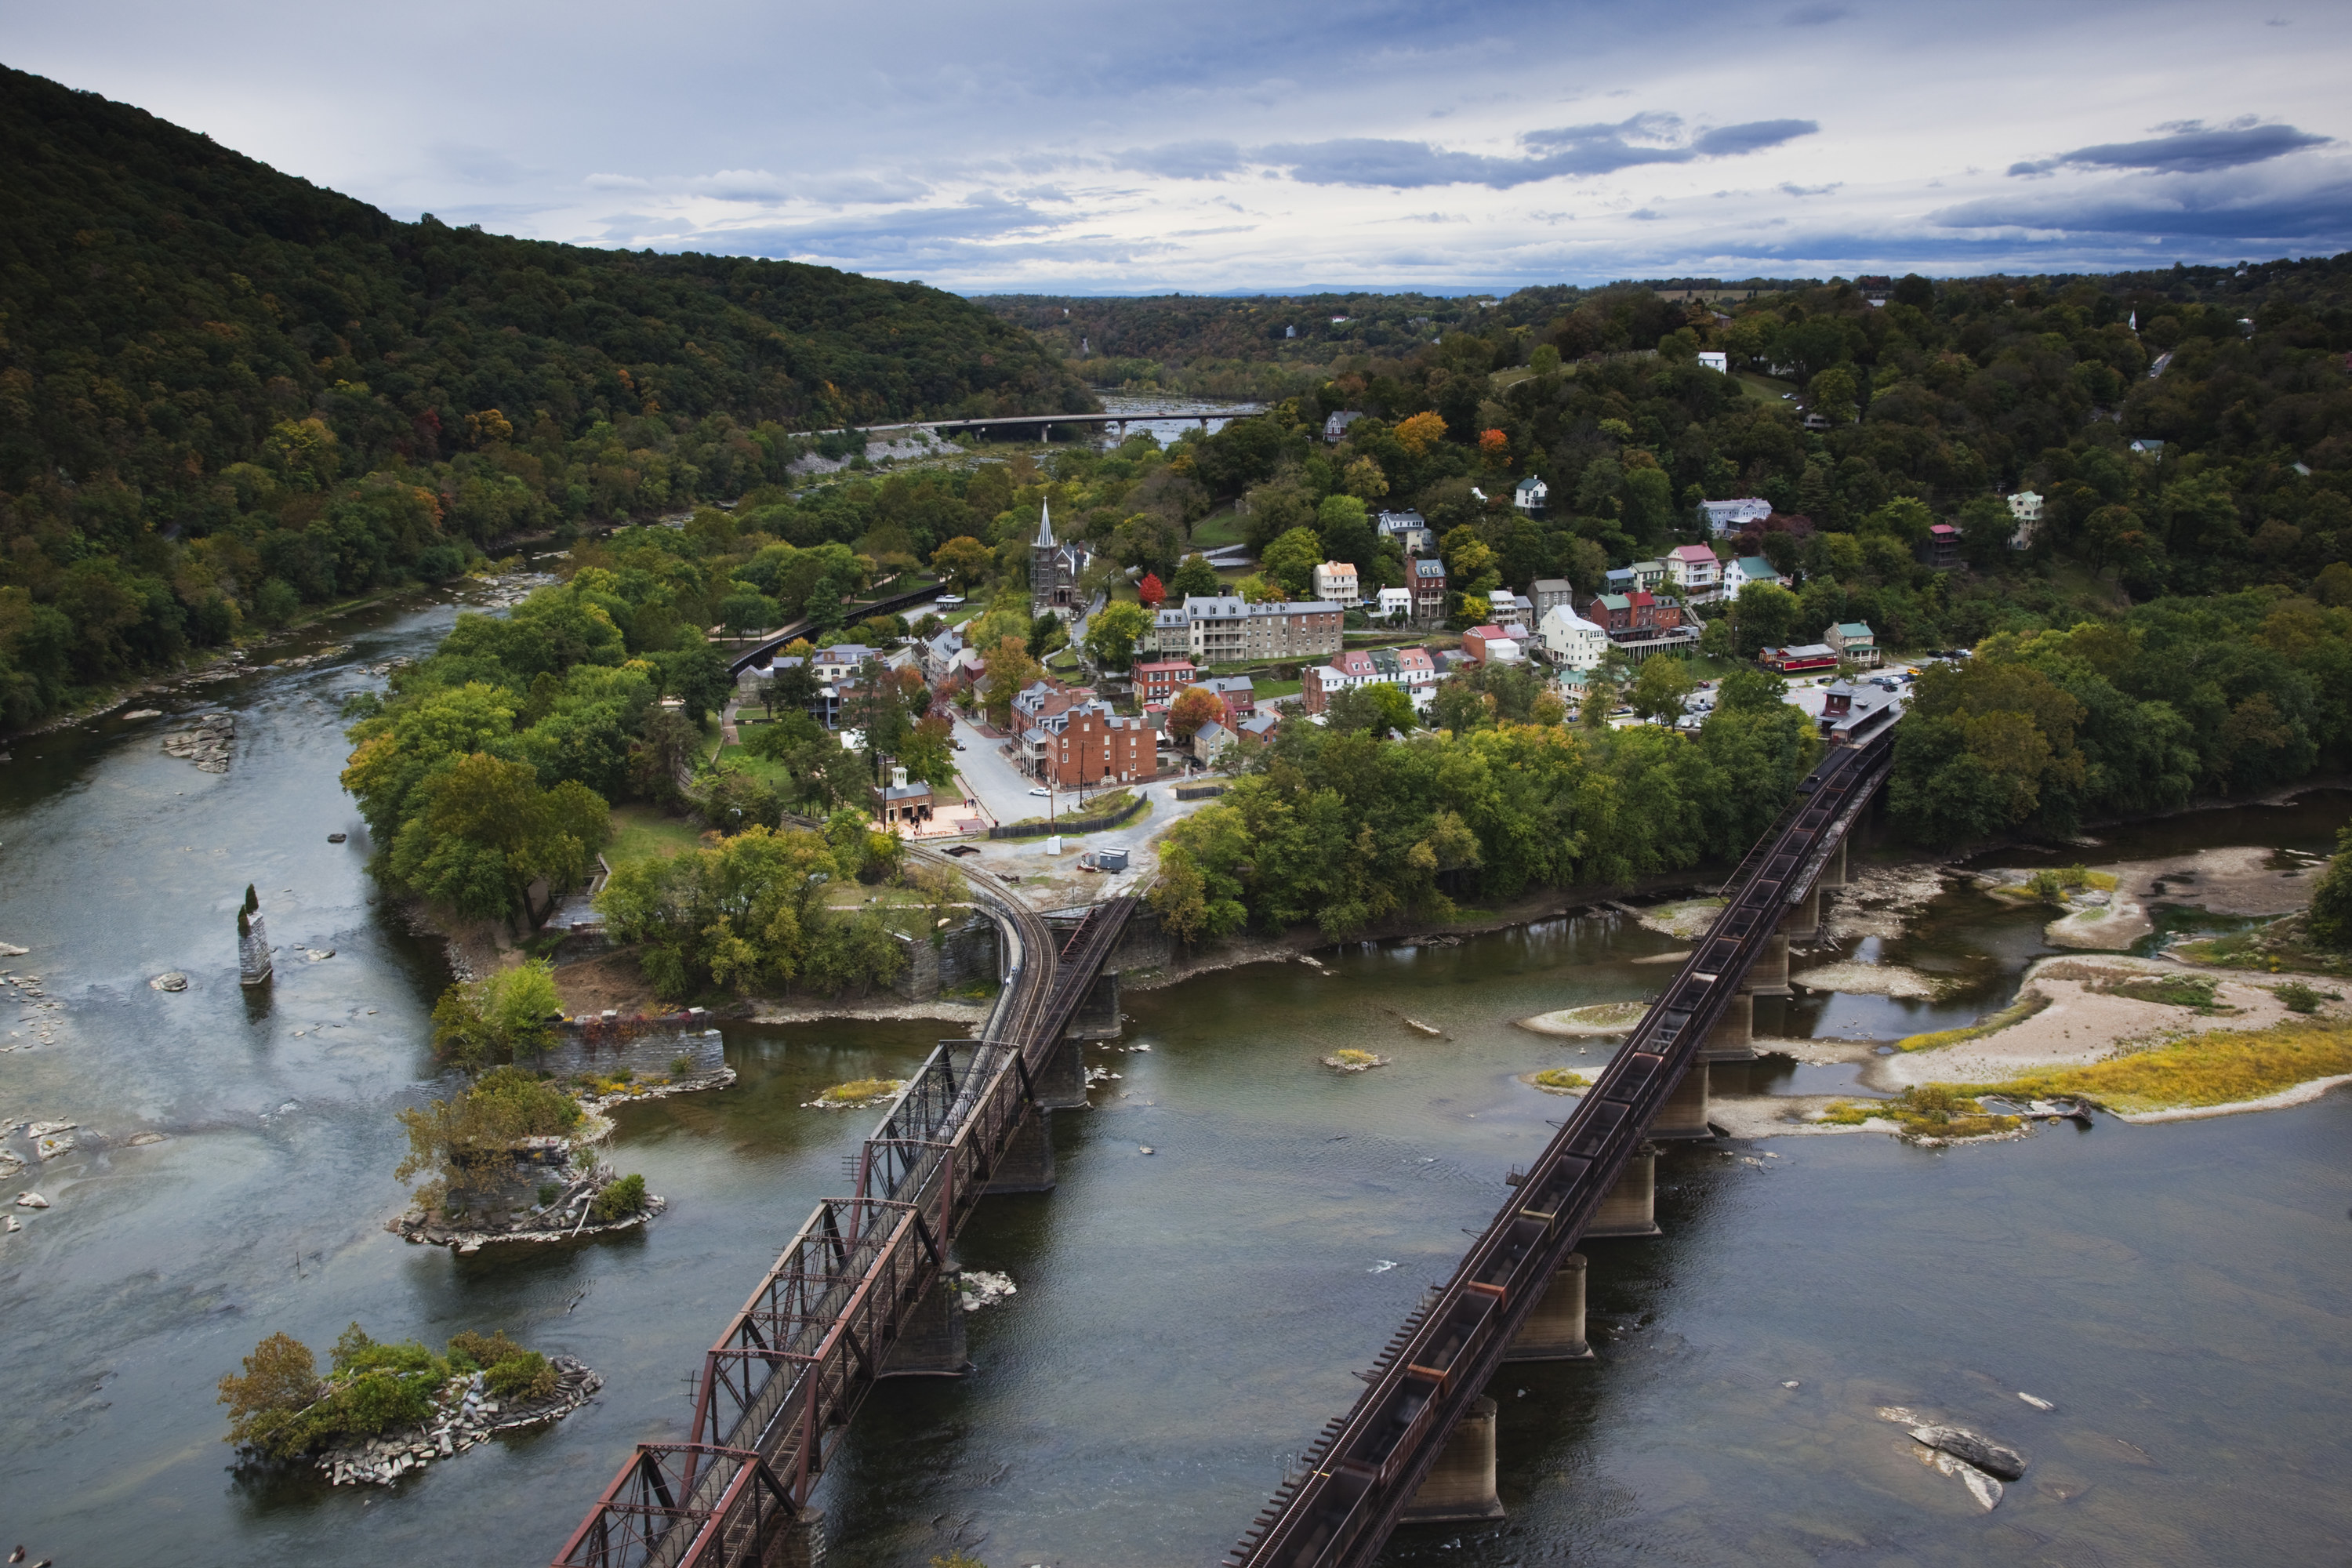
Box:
890 912 1004 1001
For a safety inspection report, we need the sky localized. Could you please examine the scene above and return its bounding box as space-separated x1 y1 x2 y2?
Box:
5 0 2350 295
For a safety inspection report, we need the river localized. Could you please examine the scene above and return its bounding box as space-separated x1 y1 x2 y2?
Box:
2 603 2347 1567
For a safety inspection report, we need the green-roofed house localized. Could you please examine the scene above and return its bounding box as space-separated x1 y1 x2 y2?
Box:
1825 621 1879 669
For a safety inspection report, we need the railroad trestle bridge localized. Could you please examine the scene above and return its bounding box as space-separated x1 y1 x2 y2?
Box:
551 732 1893 1568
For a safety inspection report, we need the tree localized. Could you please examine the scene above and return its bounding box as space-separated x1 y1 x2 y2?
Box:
396 1065 583 1196
218 1333 322 1457
1170 554 1221 600
385 753 609 922
430 960 564 1070
1136 572 1166 609
1629 656 1696 724
1394 410 1449 456
1083 600 1152 670
1168 684 1225 742
1260 527 1323 601
1326 681 1417 738
2306 826 2352 948
630 709 704 806
1733 580 1799 657
1808 366 1859 426
982 637 1044 728
931 535 993 592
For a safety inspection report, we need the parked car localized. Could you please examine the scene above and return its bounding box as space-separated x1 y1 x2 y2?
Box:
1028 786 1050 797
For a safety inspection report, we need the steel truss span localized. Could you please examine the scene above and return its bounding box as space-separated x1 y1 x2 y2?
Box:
551 837 1138 1568
1225 734 1894 1568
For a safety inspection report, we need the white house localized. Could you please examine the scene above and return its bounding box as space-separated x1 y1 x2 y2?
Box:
1700 498 1773 535
1664 543 1722 597
1376 586 1414 622
1312 561 1361 605
1696 350 1729 373
2006 490 2043 550
1513 476 1548 516
1539 604 1610 670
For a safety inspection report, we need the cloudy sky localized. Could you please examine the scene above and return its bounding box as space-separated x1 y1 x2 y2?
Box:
6 0 2348 293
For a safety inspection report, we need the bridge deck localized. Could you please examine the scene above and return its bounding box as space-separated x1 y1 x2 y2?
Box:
1225 735 1895 1568
551 848 1138 1568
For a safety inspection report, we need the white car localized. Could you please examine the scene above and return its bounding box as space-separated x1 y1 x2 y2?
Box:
1029 786 1051 797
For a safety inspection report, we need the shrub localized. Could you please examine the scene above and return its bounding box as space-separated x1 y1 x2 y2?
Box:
217 1332 323 1457
2275 981 2323 1014
447 1330 526 1373
1532 1068 1588 1091
671 1054 695 1076
594 1173 648 1221
485 1351 559 1403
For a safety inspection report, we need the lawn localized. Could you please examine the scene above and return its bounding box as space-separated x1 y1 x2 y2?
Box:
1188 508 1247 550
1736 372 1798 403
607 804 708 868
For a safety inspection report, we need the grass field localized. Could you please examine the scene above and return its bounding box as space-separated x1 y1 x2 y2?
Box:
1945 1022 2352 1114
607 804 707 867
1188 508 1247 549
1736 372 1798 403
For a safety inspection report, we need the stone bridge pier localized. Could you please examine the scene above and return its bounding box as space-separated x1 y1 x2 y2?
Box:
981 969 1124 1197
1702 827 1854 1062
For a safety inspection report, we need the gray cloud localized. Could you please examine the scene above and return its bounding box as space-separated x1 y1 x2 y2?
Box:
1111 140 1245 180
1934 167 2352 241
1261 114 1817 188
2008 120 2330 176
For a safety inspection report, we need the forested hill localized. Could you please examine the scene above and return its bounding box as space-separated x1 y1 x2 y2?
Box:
0 65 1086 728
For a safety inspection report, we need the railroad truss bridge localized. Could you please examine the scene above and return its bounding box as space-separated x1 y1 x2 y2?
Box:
554 733 1893 1568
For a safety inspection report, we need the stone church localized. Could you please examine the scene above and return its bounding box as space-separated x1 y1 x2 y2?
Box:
1029 499 1091 619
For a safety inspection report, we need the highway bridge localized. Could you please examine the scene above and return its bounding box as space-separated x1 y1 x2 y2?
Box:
552 844 1139 1568
1221 731 1896 1568
841 406 1262 444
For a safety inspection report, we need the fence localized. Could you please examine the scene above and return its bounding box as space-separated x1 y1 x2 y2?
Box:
986 793 1150 840
1172 782 1227 801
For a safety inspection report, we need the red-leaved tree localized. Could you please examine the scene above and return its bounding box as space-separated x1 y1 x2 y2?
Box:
1137 572 1165 609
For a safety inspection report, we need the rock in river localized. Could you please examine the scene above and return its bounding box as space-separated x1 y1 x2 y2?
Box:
1909 1423 2027 1480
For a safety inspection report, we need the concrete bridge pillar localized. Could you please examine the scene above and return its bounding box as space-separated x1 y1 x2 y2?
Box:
880 1272 970 1378
1780 886 1821 943
1033 1035 1089 1109
985 1109 1055 1194
1650 1062 1713 1140
1400 1396 1504 1523
1821 837 1849 891
1585 1145 1660 1237
1748 933 1791 996
1700 989 1755 1062
1504 1254 1592 1363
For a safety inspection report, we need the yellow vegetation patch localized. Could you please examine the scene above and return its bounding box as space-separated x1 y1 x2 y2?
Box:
812 1078 906 1109
1530 1068 1588 1093
1943 1022 2352 1115
1897 989 2051 1051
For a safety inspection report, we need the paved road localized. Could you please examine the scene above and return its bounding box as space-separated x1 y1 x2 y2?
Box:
949 713 1041 826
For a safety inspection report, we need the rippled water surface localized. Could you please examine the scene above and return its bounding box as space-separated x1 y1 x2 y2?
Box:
2 606 2347 1567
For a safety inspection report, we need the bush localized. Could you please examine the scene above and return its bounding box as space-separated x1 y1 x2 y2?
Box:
594 1173 648 1221
447 1330 526 1373
485 1351 560 1403
2275 981 2323 1014
217 1332 322 1457
671 1054 695 1076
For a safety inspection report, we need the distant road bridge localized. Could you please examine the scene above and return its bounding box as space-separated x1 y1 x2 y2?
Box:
552 844 1141 1568
808 405 1265 445
1222 731 1896 1568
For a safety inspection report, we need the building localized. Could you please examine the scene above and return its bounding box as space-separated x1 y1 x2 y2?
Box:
1761 643 1839 673
1029 500 1092 619
1237 711 1280 743
1301 645 1439 713
873 765 934 829
1592 590 1685 641
1817 680 1900 747
1603 560 1667 597
1825 621 1879 669
1530 579 1576 618
1538 604 1609 670
1925 523 1961 570
1664 543 1722 597
1154 596 1346 662
1376 509 1435 556
2006 490 2043 550
1460 625 1524 665
1191 720 1233 764
1312 561 1361 606
1696 350 1729 373
1197 674 1256 722
1132 658 1197 705
811 644 876 683
2130 439 2165 458
1700 498 1773 535
1021 701 1156 787
918 624 964 683
1730 556 1784 593
1513 476 1548 517
1323 411 1365 443
1485 586 1530 622
1410 557 1448 625
1376 586 1414 622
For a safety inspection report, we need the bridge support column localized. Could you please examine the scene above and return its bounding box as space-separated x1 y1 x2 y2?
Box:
1034 1035 1089 1109
986 1109 1055 1194
1400 1396 1504 1523
1781 886 1821 943
880 1273 969 1378
1504 1254 1592 1363
1700 989 1755 1062
1822 837 1849 891
1651 1062 1713 1140
1748 933 1791 996
1585 1145 1659 1237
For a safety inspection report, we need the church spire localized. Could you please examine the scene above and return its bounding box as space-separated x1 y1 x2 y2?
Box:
1033 499 1055 550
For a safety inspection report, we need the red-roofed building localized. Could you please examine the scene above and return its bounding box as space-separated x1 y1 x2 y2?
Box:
1925 523 1961 570
1132 658 1197 705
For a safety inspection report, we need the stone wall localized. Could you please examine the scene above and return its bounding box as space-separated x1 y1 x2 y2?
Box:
889 911 1003 1001
524 1027 728 1083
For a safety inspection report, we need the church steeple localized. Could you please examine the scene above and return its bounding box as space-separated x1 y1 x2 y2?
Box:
1033 499 1055 550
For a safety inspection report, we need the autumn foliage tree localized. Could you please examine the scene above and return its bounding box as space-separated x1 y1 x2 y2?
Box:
1169 684 1225 742
1137 572 1165 608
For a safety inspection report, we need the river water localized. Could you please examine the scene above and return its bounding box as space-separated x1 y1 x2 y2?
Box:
3 602 2348 1567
